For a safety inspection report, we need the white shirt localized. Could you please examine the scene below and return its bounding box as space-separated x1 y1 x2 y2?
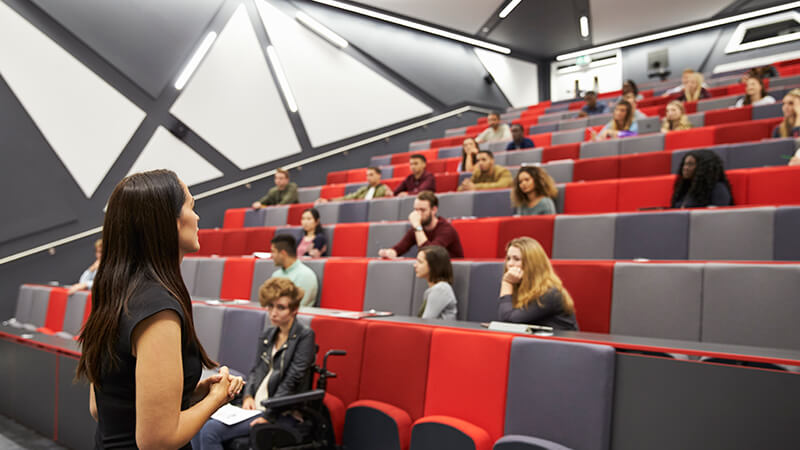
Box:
364 186 376 200
476 124 511 143
735 95 776 108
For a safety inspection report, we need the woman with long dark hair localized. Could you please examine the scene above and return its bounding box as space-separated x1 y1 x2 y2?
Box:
77 170 243 449
297 208 327 257
458 137 480 172
414 245 458 320
671 150 733 208
510 166 558 215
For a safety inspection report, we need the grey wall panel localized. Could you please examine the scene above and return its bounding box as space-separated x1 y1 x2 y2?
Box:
14 343 57 438
0 339 16 417
57 356 95 450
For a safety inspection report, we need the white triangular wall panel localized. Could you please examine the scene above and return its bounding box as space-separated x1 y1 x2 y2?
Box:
256 0 433 148
127 127 223 187
474 48 539 108
0 1 146 198
170 5 301 170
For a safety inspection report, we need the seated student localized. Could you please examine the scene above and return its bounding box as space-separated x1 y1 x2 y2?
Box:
611 79 643 106
252 168 298 208
316 167 390 204
663 69 697 96
577 90 608 117
393 154 436 197
269 235 318 307
506 123 535 150
497 237 578 330
594 100 637 141
790 149 800 166
298 208 327 258
414 245 458 320
661 101 692 132
458 137 480 172
773 89 800 137
671 150 733 208
378 191 464 259
677 72 711 102
622 91 648 120
192 278 315 450
67 239 102 295
475 111 512 143
510 166 557 215
735 76 776 107
458 150 513 191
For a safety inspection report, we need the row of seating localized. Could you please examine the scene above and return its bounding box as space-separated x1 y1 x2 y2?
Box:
8 285 89 339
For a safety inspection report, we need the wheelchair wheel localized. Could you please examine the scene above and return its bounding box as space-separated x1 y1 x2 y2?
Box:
249 423 305 449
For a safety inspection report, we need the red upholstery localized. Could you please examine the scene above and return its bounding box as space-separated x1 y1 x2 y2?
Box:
310 316 367 407
617 175 676 212
384 178 404 192
664 127 715 150
83 293 92 325
325 393 346 446
391 153 412 165
358 322 432 421
747 166 800 205
320 184 346 200
542 143 579 162
703 105 752 126
552 260 615 333
618 152 671 179
683 101 698 114
713 121 770 144
223 208 247 229
393 165 412 179
219 257 255 300
443 157 461 172
423 328 510 443
221 229 248 256
452 218 502 258
532 132 552 147
426 160 447 174
466 124 485 135
347 400 412 450
39 288 69 334
573 156 620 182
198 229 223 256
287 203 314 226
727 84 746 96
564 179 619 213
707 86 730 97
347 169 368 183
332 223 369 257
568 101 585 110
727 170 749 205
412 416 492 450
434 173 459 193
496 215 555 258
244 227 274 254
320 258 369 311
327 170 348 185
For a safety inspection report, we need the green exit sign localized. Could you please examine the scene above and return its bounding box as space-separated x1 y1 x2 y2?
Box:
576 55 592 66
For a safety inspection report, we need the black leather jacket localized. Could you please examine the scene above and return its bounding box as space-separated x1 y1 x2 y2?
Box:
243 318 315 402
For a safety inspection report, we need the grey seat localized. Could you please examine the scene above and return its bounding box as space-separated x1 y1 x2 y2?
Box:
697 96 739 112
610 262 704 340
244 208 267 227
473 189 514 218
12 285 36 325
315 202 340 225
370 155 391 166
29 286 51 328
60 291 90 337
274 226 303 245
557 117 588 131
444 126 467 137
180 258 200 294
338 201 369 223
687 112 705 128
768 74 800 89
379 165 394 179
264 206 289 226
363 260 416 315
775 206 800 261
437 192 474 218
398 196 416 217
541 160 574 183
192 303 226 361
411 261 472 320
191 257 225 300
635 116 661 134
250 259 277 302
437 145 463 159
552 214 616 259
322 225 335 257
702 263 800 349
302 259 326 306
752 102 783 120
367 197 401 222
465 262 505 323
554 183 566 213
493 151 509 166
619 133 664 155
344 183 367 196
298 187 321 203
217 307 267 375
726 138 796 169
587 114 612 126
688 207 775 260
579 140 620 159
670 146 728 172
489 140 512 152
366 222 412 257
614 211 690 260
409 140 431 151
551 129 584 145
505 148 543 166
529 123 558 134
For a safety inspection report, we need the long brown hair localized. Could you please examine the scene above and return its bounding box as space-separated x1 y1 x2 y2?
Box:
419 245 454 285
505 237 574 314
511 166 558 207
610 100 633 131
779 89 800 137
461 137 479 170
77 170 215 385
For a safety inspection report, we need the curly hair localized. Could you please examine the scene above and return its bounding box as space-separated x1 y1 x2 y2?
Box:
672 150 733 207
511 166 558 207
259 278 305 310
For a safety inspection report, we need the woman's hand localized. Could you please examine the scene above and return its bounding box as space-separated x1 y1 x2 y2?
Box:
67 283 88 295
250 417 269 427
207 366 244 407
242 396 256 410
308 248 321 258
503 267 523 285
194 373 223 398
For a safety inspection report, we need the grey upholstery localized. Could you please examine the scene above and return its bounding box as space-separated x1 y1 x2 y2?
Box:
29 286 50 328
191 257 225 299
303 259 327 306
579 140 620 159
503 337 615 450
274 226 303 246
688 207 775 260
551 129 585 145
529 123 558 134
323 225 335 257
465 262 505 322
244 208 267 227
180 258 199 294
250 259 277 302
344 183 367 196
363 260 416 315
13 285 35 324
702 263 800 350
614 211 690 260
473 189 514 218
409 140 431 151
437 146 463 159
61 291 90 336
554 183 566 213
264 206 289 227
366 222 412 257
635 116 661 134
619 133 664 155
315 202 340 225
774 206 800 261
505 148 543 166
752 102 783 120
494 435 572 450
552 214 616 259
492 151 509 166
542 160 574 183
368 197 401 222
670 146 728 173
399 196 416 217
298 186 321 203
587 114 612 126
696 96 739 112
338 201 369 223
536 114 564 124
610 263 704 340
445 126 467 137
557 117 588 130
370 155 391 166
192 303 226 361
687 112 705 128
411 422 483 450
768 74 800 89
218 307 267 374
726 138 796 169
501 111 523 121
437 191 474 218
489 140 512 152
380 165 394 179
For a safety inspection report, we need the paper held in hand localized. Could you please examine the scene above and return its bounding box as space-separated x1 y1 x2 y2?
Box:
211 404 262 426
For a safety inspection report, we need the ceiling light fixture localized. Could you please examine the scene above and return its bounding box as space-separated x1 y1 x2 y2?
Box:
309 0 511 54
296 11 349 48
579 16 589 38
556 1 800 61
499 0 522 19
266 45 298 112
174 31 217 90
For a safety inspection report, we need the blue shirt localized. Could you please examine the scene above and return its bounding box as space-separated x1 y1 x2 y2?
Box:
506 137 535 150
581 103 608 115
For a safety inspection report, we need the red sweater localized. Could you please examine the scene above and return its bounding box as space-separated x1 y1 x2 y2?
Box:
392 217 464 258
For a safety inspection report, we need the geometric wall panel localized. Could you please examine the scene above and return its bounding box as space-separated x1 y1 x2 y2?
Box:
474 48 539 107
257 0 432 148
170 4 302 169
127 127 223 187
0 1 146 198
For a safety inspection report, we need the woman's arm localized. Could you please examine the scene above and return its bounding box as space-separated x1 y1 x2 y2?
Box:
497 290 563 324
421 284 456 319
89 383 98 422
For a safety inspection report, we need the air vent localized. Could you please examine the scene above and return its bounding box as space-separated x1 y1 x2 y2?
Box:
725 11 800 54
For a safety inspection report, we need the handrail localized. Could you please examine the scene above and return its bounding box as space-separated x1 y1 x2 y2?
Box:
0 105 491 266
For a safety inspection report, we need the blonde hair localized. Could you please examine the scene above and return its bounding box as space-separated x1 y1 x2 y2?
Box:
505 237 574 314
683 73 705 102
275 168 290 178
259 278 304 310
661 101 692 131
94 239 102 250
778 88 800 137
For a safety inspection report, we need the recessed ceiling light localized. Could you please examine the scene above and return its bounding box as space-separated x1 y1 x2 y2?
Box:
499 0 522 19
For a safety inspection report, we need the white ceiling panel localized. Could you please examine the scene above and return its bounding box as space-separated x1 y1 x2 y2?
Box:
128 127 223 187
353 0 506 34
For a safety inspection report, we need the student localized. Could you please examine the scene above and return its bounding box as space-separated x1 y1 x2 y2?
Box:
594 100 637 140
661 101 692 132
269 234 319 307
316 167 391 203
677 72 711 102
297 208 327 258
622 91 648 120
611 79 643 105
459 137 480 172
67 239 102 295
414 246 458 320
393 154 436 197
192 278 315 449
671 150 733 208
252 168 298 208
378 191 464 259
497 237 578 330
578 91 608 116
663 69 697 96
510 166 557 215
458 150 513 191
773 89 800 138
506 124 535 150
475 111 512 143
735 76 776 107
77 170 243 449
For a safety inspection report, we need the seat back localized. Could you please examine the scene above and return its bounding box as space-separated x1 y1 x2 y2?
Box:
552 214 616 259
367 197 401 222
220 257 255 300
303 259 327 307
221 229 248 256
192 303 226 361
410 261 471 320
363 260 416 315
250 259 277 302
181 258 199 294
315 202 341 226
29 286 51 327
366 222 412 257
614 211 690 260
61 291 90 336
726 139 795 169
619 133 664 155
579 140 620 159
542 159 574 184
552 261 615 333
218 307 267 374
338 201 369 224
331 223 369 257
452 218 501 259
473 190 514 218
505 148 543 166
191 257 226 299
437 192 474 218
496 215 555 258
264 206 290 227
43 288 69 332
298 186 322 203
244 208 267 227
310 316 367 407
688 207 775 260
464 262 505 323
320 259 369 311
13 285 36 323
774 206 800 261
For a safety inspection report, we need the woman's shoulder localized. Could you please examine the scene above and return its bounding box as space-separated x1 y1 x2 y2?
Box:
127 281 185 323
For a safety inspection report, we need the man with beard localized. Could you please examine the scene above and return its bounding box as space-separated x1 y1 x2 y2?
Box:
378 191 464 259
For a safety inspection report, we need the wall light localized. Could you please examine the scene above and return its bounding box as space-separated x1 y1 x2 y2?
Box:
266 46 298 113
296 11 349 48
579 16 589 38
499 0 522 19
175 31 217 90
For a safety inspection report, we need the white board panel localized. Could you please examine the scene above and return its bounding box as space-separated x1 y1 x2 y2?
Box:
0 2 145 198
170 4 301 169
257 0 432 148
474 48 539 108
128 127 223 187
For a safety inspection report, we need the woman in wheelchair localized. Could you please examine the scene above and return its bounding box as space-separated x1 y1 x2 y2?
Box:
192 278 316 450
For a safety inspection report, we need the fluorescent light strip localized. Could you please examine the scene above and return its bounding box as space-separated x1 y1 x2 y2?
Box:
175 31 217 90
296 11 349 48
579 16 589 38
499 0 522 19
310 0 511 54
266 45 298 113
556 1 800 61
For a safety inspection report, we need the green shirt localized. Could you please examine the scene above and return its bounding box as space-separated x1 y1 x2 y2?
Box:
270 260 319 307
342 183 391 201
258 182 299 206
470 164 513 190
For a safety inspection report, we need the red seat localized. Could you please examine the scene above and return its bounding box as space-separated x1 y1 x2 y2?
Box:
383 177 404 192
542 143 580 162
573 156 620 182
496 215 555 257
320 258 369 311
617 174 676 212
664 127 715 150
332 223 369 257
393 164 412 179
747 166 800 205
442 157 461 172
465 124 485 135
727 169 749 205
83 293 93 327
531 132 552 147
618 152 672 179
320 185 346 200
713 121 771 144
223 208 247 229
451 218 502 258
38 287 69 335
564 179 619 213
347 169 367 183
552 260 615 333
219 257 255 300
703 105 752 126
426 160 447 174
434 173 459 193
325 394 346 446
244 227 274 254
221 229 248 256
309 315 367 407
430 137 465 148
287 202 314 226
726 84 746 96
197 229 223 256
327 170 348 185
